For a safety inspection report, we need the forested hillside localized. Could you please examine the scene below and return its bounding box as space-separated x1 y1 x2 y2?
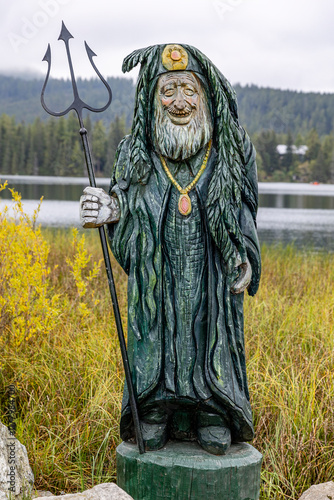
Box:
0 75 135 126
234 84 334 137
1 75 334 182
1 75 334 136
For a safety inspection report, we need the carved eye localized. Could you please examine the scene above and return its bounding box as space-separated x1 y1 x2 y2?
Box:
163 87 176 97
184 87 195 96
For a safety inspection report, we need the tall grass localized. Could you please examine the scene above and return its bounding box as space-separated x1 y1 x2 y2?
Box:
1 227 126 492
1 225 333 499
247 245 334 499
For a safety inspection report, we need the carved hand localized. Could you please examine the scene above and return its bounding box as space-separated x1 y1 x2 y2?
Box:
80 186 120 228
231 253 252 295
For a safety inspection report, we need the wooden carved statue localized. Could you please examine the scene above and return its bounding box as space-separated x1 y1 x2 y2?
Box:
80 43 261 455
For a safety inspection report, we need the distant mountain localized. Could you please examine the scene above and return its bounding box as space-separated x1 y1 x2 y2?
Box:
234 84 334 137
1 75 334 137
0 75 136 126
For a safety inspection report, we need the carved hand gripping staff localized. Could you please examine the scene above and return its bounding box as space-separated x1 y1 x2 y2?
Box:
41 22 145 454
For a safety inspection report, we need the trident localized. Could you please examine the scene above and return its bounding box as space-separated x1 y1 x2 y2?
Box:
41 21 145 454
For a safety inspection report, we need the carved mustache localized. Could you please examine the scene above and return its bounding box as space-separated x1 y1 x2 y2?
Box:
166 104 194 116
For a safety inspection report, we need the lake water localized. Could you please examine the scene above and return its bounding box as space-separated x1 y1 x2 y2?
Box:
1 176 334 251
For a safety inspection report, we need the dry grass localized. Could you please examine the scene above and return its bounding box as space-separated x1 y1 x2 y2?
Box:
246 245 334 499
1 228 127 492
1 229 333 499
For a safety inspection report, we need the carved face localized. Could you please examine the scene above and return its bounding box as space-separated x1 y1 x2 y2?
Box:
157 71 200 126
154 71 212 160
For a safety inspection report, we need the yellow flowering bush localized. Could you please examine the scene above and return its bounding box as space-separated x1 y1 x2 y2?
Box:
0 182 60 346
65 227 102 319
0 183 103 348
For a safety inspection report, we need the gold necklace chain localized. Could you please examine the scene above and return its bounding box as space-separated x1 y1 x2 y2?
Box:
160 139 212 195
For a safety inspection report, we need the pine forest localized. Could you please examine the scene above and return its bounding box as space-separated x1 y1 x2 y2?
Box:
0 75 334 182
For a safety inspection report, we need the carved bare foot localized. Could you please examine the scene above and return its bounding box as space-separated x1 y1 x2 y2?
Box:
197 425 231 455
197 412 231 455
141 422 168 451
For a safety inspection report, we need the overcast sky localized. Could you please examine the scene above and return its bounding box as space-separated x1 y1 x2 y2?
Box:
1 0 334 93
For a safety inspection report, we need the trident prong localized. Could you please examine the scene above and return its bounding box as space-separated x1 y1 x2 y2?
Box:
41 22 145 455
41 21 112 127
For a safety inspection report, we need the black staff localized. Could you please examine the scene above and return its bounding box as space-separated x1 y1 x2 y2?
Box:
41 21 145 454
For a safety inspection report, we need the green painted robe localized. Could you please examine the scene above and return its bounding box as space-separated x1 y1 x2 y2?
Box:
107 130 261 443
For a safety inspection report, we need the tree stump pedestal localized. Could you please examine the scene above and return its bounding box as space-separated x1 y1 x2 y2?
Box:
117 441 262 500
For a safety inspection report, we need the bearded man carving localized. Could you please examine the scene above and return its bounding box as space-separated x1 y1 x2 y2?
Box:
80 44 261 455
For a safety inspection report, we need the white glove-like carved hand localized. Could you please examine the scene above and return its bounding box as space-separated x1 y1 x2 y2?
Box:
80 186 120 228
231 252 252 295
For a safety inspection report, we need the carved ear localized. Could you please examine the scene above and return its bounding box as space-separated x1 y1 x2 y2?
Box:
122 45 159 73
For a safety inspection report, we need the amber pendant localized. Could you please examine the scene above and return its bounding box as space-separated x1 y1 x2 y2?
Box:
178 193 192 216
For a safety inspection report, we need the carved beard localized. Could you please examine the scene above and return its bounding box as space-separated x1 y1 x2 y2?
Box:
153 88 213 161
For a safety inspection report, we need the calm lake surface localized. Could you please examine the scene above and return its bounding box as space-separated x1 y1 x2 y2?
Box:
1 176 334 251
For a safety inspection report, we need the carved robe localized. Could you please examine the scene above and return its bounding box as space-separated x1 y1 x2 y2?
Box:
107 130 261 443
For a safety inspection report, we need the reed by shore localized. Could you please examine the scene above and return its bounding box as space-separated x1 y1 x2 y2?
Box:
1 222 333 499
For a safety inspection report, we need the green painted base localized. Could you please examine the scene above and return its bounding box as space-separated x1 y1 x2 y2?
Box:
117 441 262 500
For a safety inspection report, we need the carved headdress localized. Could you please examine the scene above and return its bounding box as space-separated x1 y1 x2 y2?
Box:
122 43 257 272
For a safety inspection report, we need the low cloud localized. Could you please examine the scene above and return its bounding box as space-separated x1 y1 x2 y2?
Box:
1 0 334 92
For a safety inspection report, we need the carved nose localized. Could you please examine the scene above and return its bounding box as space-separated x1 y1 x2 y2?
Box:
174 90 185 109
